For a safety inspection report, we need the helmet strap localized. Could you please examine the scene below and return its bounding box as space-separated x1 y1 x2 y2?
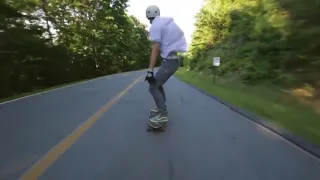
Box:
148 17 155 24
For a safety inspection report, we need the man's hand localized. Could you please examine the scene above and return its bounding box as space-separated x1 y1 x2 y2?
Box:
145 70 155 84
146 42 159 84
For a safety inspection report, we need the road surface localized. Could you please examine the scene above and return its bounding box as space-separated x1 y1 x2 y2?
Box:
0 69 320 180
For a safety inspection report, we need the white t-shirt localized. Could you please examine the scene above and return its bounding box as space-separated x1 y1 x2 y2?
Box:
148 16 187 59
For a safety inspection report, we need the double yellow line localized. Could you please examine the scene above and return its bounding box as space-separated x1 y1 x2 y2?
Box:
19 75 144 180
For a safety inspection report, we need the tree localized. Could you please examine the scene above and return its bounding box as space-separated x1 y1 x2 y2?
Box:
0 0 152 99
188 0 320 91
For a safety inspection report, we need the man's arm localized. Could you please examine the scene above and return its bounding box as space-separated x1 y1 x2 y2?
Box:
148 24 161 71
148 42 160 71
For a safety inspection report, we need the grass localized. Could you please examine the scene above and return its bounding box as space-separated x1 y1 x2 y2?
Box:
175 68 320 147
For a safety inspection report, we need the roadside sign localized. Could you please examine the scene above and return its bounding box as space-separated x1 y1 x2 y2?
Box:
213 57 220 66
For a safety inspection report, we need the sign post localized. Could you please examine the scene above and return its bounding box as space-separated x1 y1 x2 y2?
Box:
212 57 220 84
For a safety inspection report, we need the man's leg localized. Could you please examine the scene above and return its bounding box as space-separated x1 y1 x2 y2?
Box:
149 74 168 114
149 59 179 124
159 86 166 102
151 86 166 113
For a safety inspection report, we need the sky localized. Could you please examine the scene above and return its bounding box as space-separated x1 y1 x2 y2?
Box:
126 0 205 48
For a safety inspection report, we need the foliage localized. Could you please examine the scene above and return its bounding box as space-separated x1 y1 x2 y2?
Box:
188 0 320 94
0 0 151 99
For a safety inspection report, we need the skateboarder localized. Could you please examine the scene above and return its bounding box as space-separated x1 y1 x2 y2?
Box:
144 5 187 127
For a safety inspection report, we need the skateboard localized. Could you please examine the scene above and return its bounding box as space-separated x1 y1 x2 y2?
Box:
147 121 168 132
146 111 168 132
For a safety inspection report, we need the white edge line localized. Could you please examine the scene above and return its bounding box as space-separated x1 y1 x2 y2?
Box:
219 95 320 162
251 120 320 162
176 76 320 162
0 76 105 105
0 70 141 105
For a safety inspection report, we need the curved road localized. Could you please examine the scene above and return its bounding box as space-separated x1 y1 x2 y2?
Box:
0 69 320 180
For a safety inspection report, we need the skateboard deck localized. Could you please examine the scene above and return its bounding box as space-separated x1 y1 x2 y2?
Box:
147 111 168 132
147 121 167 132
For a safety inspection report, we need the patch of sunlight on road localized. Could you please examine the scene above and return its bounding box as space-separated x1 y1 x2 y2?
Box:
255 123 280 141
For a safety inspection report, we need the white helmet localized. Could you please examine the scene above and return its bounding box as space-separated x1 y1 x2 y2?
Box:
146 5 160 19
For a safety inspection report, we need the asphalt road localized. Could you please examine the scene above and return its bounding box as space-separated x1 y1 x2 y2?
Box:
0 69 320 180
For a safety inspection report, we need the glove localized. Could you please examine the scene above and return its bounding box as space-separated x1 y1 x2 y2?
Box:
145 70 155 84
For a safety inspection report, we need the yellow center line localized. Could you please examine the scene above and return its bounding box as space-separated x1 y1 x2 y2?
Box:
19 75 144 180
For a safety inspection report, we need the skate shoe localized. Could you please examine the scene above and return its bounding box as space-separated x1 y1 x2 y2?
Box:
149 111 168 124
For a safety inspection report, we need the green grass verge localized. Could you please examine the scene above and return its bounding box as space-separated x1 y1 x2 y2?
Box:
175 68 320 147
